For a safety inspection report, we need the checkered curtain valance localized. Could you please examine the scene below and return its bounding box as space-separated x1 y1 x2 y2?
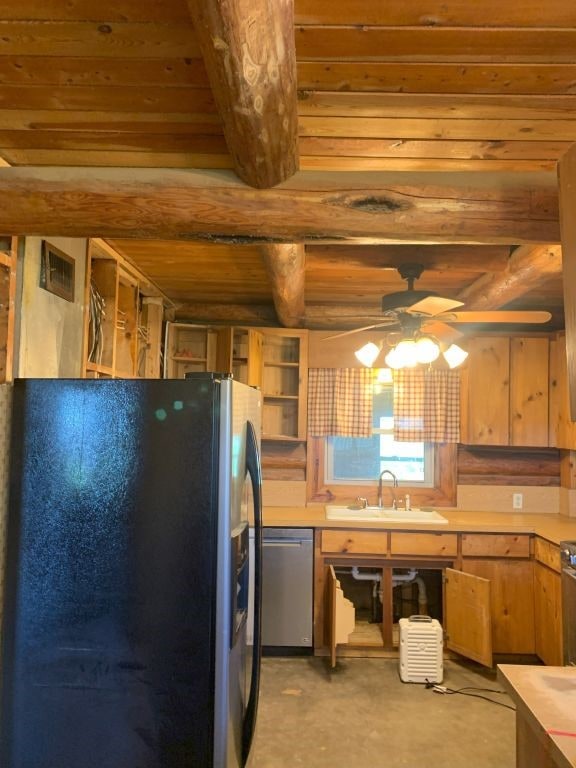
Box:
308 368 373 437
393 368 460 443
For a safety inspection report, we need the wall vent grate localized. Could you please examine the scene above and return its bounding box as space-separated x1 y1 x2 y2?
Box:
40 241 75 302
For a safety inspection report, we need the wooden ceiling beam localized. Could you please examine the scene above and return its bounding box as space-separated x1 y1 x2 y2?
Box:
260 244 306 327
305 244 511 272
187 0 298 188
455 244 562 310
0 167 559 244
175 302 277 325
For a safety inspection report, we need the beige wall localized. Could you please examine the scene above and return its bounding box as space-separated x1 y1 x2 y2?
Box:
16 236 87 378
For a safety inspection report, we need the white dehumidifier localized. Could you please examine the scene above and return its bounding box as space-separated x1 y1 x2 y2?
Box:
399 615 444 684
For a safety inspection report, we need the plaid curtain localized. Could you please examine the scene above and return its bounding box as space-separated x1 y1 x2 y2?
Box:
308 368 373 437
393 369 460 443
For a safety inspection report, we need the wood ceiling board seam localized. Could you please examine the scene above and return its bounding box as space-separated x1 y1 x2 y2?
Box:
296 62 576 95
0 21 200 58
0 85 217 113
297 93 576 119
294 27 576 63
293 0 576 27
0 0 192 23
299 117 576 142
0 56 209 87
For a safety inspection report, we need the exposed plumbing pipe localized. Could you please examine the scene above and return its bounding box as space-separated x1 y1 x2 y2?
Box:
350 566 381 582
338 566 429 615
392 569 428 615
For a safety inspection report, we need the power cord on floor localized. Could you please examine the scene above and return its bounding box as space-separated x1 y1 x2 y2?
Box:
424 682 516 711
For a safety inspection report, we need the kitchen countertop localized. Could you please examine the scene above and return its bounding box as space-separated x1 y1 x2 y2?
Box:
262 506 576 546
498 665 576 768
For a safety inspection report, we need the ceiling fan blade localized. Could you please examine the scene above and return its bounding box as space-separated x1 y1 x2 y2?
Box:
438 310 552 324
408 296 464 317
421 320 463 344
323 319 398 341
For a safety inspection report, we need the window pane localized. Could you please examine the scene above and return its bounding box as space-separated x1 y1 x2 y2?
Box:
332 435 381 480
373 387 393 428
327 380 430 485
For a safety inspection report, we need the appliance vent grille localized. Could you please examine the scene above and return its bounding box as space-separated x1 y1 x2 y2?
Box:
399 617 443 684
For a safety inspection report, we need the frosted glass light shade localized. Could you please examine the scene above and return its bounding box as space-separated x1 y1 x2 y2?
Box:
354 341 382 367
442 343 468 369
415 336 440 364
393 339 418 368
384 347 402 369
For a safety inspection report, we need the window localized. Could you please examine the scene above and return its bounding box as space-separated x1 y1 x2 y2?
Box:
325 376 434 486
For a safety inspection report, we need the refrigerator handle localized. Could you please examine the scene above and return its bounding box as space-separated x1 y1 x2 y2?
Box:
242 420 263 765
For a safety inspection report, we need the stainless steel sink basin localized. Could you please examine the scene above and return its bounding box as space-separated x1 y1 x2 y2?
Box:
325 505 448 524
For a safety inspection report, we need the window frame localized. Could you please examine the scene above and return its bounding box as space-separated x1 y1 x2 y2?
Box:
307 437 456 507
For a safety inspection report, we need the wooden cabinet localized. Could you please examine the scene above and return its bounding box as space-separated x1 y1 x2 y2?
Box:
316 527 538 667
84 239 164 379
533 537 563 665
0 236 17 383
164 322 220 378
163 323 263 387
261 328 308 440
459 532 535 659
461 336 550 447
549 333 576 448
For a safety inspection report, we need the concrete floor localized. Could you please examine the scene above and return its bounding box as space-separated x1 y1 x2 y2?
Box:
250 656 516 768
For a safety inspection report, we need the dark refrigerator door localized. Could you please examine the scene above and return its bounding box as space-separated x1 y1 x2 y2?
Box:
242 421 262 765
0 378 221 768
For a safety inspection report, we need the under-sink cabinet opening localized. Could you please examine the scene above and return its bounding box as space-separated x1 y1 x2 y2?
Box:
326 564 444 659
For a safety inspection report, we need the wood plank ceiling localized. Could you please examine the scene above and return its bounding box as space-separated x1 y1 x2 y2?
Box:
0 0 571 332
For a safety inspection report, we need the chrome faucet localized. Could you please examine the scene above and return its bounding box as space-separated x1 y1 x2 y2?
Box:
378 469 398 509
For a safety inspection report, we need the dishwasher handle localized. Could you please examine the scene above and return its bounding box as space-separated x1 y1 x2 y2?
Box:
263 539 310 547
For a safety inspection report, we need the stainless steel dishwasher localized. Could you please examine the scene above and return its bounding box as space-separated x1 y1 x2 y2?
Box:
261 528 313 648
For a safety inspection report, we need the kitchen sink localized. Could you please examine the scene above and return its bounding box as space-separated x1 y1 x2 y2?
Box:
325 505 448 524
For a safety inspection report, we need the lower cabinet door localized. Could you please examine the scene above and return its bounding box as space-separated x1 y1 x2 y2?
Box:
326 565 355 668
444 567 493 667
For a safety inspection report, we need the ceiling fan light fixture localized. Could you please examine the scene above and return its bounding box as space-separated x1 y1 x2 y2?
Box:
354 341 382 367
392 338 419 368
384 346 402 369
414 335 440 364
442 343 468 369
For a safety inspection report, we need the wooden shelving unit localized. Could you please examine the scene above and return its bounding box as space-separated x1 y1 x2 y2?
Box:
83 239 165 379
261 329 308 441
0 236 17 383
163 323 264 387
163 322 220 378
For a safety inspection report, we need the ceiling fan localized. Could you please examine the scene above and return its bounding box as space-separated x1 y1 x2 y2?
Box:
326 263 552 343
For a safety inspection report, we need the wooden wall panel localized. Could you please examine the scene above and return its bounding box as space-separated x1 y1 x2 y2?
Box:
457 446 560 486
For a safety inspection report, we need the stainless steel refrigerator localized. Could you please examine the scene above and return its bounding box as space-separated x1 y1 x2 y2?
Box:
0 374 263 768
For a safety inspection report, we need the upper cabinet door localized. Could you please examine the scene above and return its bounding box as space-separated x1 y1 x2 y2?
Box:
461 335 550 447
461 337 510 445
510 337 549 447
444 567 492 667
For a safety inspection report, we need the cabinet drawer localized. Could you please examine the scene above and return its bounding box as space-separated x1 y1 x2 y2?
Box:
533 537 561 572
390 532 457 557
461 533 530 558
321 530 388 555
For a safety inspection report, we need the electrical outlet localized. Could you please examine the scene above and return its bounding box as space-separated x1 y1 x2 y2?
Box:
513 493 523 510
